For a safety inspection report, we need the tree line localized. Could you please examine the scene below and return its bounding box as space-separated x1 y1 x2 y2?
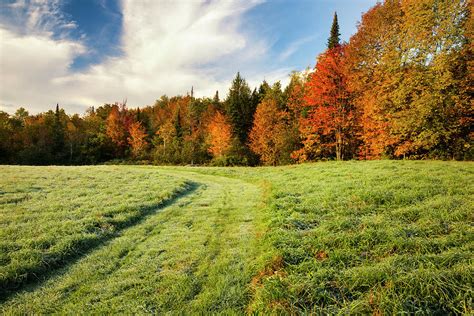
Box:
0 0 472 166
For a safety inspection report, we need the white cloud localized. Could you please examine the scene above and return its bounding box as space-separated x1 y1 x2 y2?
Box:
0 27 86 112
1 0 297 114
4 0 76 37
247 67 294 92
278 36 316 62
0 0 86 112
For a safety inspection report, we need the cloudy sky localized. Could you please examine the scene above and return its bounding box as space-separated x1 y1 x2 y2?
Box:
0 0 376 114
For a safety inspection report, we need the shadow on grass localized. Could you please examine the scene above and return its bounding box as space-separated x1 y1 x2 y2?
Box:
0 181 200 302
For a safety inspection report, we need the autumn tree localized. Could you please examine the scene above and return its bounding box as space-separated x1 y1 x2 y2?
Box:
15 113 55 164
346 0 472 159
249 99 288 165
284 72 308 160
207 111 232 160
345 1 403 159
294 44 358 161
128 121 148 159
285 72 307 119
292 13 359 161
153 97 185 164
106 103 128 156
391 0 472 159
155 121 175 155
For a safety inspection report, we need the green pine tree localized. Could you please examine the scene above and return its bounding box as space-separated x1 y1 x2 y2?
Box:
136 107 141 122
251 88 259 112
52 104 65 162
224 72 254 144
213 90 221 111
174 109 183 140
328 12 341 49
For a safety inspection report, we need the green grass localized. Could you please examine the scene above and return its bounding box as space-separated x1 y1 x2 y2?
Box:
0 166 189 297
191 161 474 314
1 161 473 314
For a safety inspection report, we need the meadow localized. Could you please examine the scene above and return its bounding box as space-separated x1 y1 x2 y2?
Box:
0 166 189 297
0 161 472 314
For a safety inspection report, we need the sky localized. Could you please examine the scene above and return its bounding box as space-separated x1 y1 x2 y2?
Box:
0 0 377 114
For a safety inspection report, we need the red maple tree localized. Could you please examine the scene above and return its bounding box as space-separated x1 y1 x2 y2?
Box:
294 45 358 161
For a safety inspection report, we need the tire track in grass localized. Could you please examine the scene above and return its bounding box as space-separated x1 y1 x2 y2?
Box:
0 181 199 303
1 170 268 314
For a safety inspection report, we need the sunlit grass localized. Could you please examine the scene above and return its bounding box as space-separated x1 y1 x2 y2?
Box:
1 161 472 314
0 166 188 297
1 168 268 313
192 161 473 314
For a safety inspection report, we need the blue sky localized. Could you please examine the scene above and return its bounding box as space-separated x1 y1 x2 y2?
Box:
0 0 377 114
62 0 123 70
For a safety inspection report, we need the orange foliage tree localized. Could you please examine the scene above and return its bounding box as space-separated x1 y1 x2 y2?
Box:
128 121 148 158
249 99 288 166
106 103 131 155
207 111 232 159
345 1 403 159
286 72 307 118
294 45 358 161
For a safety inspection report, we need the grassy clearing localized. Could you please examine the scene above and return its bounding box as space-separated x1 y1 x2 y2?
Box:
0 166 188 297
1 161 473 314
1 169 268 313
191 161 474 314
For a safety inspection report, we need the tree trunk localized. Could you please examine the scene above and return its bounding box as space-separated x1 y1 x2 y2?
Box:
336 130 342 161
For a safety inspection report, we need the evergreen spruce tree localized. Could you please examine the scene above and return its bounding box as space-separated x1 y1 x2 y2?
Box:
224 72 254 144
213 90 221 110
258 80 270 103
328 12 341 49
174 109 183 140
136 107 141 122
251 88 260 113
52 104 65 161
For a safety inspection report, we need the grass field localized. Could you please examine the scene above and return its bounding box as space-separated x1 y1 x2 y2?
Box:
1 161 473 314
0 166 189 297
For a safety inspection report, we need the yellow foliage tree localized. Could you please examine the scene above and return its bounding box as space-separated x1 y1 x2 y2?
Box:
249 99 288 166
128 121 148 158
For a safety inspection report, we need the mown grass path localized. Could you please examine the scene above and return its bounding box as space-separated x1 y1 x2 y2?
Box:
2 169 267 314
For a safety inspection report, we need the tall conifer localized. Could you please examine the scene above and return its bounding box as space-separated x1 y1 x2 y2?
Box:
224 72 254 144
328 12 341 49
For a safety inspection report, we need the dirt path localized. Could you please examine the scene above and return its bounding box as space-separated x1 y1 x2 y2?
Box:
2 169 267 314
